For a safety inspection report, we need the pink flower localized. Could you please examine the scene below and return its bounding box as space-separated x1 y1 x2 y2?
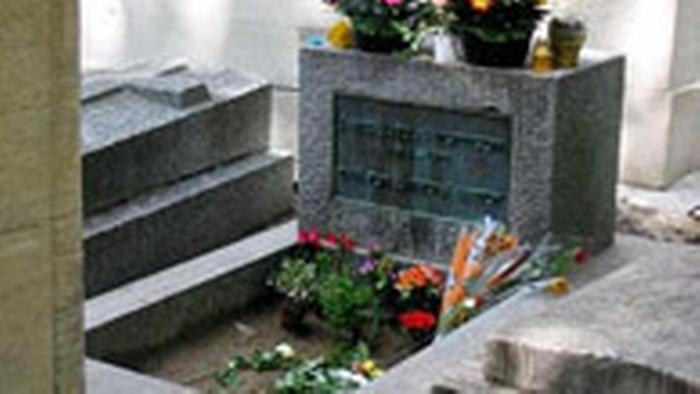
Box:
297 230 309 246
308 230 321 248
383 0 404 5
432 0 449 7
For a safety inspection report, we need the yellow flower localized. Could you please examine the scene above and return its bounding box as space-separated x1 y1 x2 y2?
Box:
548 277 570 296
370 368 385 379
469 0 494 13
361 360 377 374
327 19 354 49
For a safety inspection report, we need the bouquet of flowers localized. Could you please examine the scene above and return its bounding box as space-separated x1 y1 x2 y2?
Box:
436 217 586 338
324 0 430 53
394 263 444 339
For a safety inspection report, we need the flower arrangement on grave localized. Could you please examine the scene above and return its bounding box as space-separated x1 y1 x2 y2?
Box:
433 0 547 67
436 217 587 338
323 0 429 53
393 263 444 338
252 221 586 391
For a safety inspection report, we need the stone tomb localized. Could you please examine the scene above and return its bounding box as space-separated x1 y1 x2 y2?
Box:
300 48 624 262
81 66 294 296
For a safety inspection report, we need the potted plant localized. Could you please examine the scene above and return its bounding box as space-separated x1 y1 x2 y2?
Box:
271 258 319 332
318 270 374 342
445 0 546 67
323 0 428 53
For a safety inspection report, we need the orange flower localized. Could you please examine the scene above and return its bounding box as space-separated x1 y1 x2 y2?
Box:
469 0 494 13
420 264 443 287
396 266 429 290
499 234 519 252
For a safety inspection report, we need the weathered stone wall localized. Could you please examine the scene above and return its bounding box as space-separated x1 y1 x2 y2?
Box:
554 0 700 188
0 0 84 392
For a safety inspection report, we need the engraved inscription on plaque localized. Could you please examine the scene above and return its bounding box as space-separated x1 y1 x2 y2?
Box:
334 95 511 221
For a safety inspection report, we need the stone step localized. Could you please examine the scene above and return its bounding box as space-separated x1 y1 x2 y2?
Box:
85 220 297 359
81 67 271 214
86 359 199 394
84 152 294 297
360 235 655 394
483 240 700 394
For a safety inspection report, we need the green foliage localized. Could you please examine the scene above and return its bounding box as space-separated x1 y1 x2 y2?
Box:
215 344 299 390
319 271 374 337
448 0 545 43
271 258 319 303
215 343 373 394
333 0 428 40
274 359 361 394
326 342 372 368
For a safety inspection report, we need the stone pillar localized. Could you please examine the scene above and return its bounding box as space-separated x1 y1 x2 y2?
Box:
0 0 84 393
554 0 700 188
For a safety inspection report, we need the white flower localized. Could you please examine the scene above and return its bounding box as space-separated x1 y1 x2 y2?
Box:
275 343 295 358
329 369 370 386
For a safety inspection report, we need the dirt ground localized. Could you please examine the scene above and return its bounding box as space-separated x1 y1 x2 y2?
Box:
124 298 421 393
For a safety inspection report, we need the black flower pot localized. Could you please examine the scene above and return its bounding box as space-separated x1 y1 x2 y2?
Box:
280 299 308 333
460 33 532 68
353 30 409 54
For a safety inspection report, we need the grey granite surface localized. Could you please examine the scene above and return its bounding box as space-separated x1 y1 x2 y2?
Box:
484 241 700 394
360 235 695 393
299 49 624 263
85 221 296 359
84 152 294 296
82 67 272 214
86 359 199 394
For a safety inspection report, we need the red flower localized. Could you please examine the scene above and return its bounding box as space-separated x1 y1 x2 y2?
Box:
574 248 589 265
399 311 436 331
339 234 356 251
325 232 338 247
308 230 321 248
297 230 309 246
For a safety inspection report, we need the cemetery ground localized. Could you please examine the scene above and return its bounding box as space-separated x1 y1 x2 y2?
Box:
120 297 417 393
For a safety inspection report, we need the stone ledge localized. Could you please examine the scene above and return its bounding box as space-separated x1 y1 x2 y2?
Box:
82 67 272 214
360 235 665 393
483 239 700 393
84 152 294 296
85 220 297 359
86 359 199 394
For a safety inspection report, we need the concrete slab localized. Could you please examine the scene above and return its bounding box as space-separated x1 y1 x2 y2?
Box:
484 240 700 393
82 67 272 214
360 235 673 393
619 170 700 215
85 220 297 359
84 152 294 296
86 359 199 394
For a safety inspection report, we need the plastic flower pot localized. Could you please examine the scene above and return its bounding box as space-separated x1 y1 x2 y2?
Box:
353 30 409 53
433 32 460 64
280 299 308 333
460 32 532 67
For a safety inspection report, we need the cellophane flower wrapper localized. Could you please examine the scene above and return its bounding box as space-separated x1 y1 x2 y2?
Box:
435 217 578 339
